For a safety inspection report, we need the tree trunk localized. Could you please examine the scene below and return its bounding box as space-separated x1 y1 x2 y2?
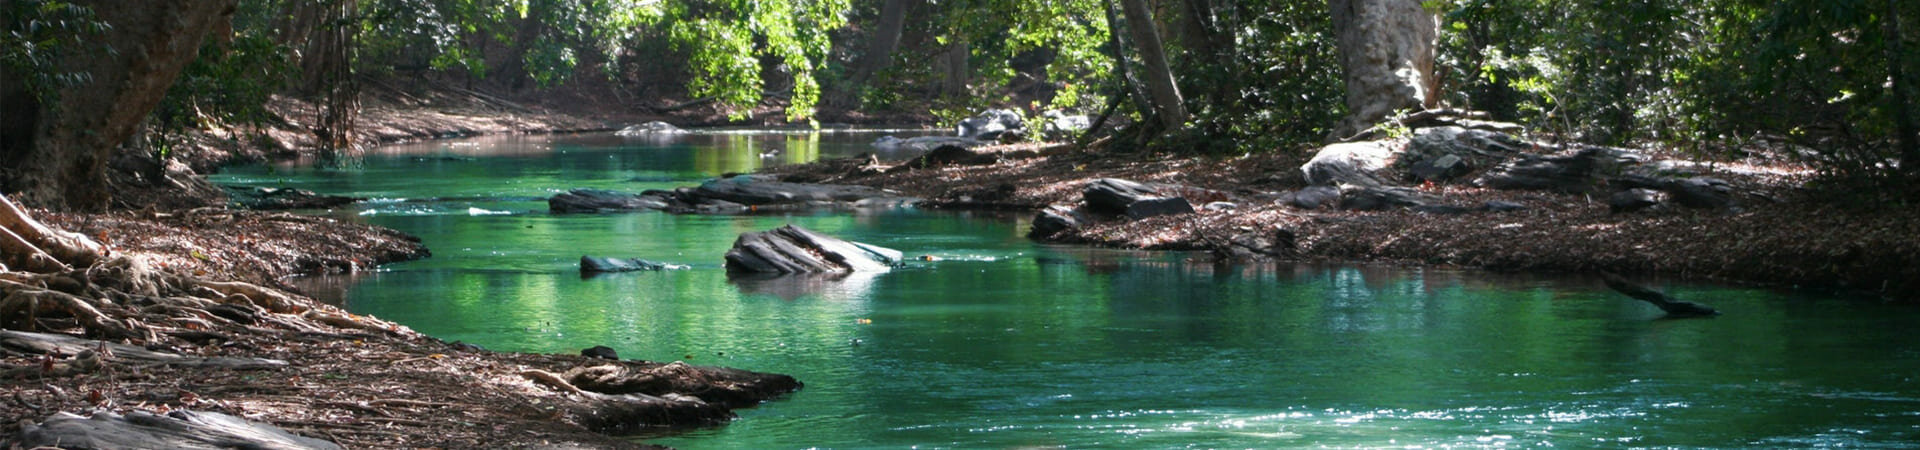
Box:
1886 0 1919 176
1118 0 1188 130
858 0 912 84
1328 0 1438 141
0 0 236 211
940 40 970 98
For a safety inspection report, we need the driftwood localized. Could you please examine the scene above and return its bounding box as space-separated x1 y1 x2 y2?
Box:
1600 272 1720 317
17 409 340 450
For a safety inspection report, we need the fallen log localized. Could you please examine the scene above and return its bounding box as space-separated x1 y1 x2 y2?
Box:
1600 272 1720 317
0 329 289 370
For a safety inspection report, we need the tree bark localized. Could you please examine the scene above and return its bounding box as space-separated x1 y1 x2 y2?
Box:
0 0 236 211
940 40 970 97
1118 0 1188 130
1328 0 1438 141
1885 0 1919 176
858 0 913 84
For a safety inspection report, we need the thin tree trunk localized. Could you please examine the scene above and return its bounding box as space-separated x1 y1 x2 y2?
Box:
1886 0 1919 175
1118 0 1188 130
941 40 970 98
1102 0 1151 117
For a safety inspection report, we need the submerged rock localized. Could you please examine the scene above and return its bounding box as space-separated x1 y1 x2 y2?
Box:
724 225 902 274
549 189 669 213
580 256 688 273
223 185 363 210
549 175 917 214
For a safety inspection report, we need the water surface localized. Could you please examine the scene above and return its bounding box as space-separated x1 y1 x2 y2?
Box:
215 131 1920 448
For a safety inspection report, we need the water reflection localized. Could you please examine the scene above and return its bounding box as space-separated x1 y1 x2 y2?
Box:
728 271 883 302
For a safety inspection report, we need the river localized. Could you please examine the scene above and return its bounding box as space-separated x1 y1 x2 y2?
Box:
212 130 1920 448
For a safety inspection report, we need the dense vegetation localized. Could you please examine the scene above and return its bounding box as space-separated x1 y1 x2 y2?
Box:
2 0 1916 210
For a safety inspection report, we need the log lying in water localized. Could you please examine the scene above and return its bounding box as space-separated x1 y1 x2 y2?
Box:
1600 272 1720 317
18 409 341 450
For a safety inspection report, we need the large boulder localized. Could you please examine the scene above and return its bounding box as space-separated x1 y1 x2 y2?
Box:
549 189 670 213
724 225 903 274
1083 178 1196 219
956 109 1026 141
1301 141 1396 187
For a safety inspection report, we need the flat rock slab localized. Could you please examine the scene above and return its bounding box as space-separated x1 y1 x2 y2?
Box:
724 225 902 274
19 409 341 450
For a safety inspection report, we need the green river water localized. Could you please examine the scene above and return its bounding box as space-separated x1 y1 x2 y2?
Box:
213 131 1920 448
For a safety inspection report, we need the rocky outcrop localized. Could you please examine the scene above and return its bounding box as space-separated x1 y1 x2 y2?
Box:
724 225 903 274
1397 126 1527 182
18 410 341 450
1475 146 1643 193
1039 110 1092 140
1302 141 1396 187
580 256 688 274
549 175 917 214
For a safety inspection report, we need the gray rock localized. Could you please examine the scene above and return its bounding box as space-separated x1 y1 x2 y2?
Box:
1339 185 1435 210
580 256 688 273
957 109 1026 140
1475 146 1641 193
694 175 916 208
1409 153 1469 181
549 189 670 213
1029 206 1087 239
1610 188 1666 213
1126 197 1196 219
872 135 986 153
1302 141 1396 186
1669 177 1733 209
1282 186 1343 210
615 121 687 136
725 225 903 274
1040 110 1092 139
1482 200 1527 212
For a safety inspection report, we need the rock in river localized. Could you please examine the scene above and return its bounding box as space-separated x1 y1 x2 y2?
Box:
724 225 902 274
580 256 688 274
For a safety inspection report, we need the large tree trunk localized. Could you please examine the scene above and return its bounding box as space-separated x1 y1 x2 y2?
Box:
1328 0 1438 141
0 0 236 211
1118 0 1188 130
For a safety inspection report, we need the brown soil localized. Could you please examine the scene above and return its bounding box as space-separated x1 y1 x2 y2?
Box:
768 141 1920 301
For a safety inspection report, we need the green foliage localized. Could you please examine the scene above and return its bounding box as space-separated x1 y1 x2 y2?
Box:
0 0 108 105
1175 2 1345 154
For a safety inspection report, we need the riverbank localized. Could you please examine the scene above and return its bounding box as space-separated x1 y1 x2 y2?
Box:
5 84 836 448
766 138 1919 301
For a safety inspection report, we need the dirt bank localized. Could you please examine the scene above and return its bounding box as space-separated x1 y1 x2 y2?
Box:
768 141 1920 301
